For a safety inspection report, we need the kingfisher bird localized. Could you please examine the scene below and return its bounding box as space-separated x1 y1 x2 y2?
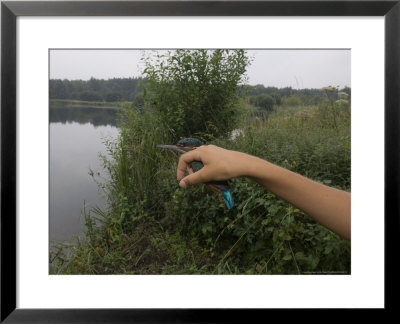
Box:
158 138 234 210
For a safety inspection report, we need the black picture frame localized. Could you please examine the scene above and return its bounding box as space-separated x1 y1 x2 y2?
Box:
1 0 399 321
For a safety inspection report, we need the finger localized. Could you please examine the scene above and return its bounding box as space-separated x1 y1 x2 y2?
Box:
180 167 209 188
177 149 202 181
187 166 194 175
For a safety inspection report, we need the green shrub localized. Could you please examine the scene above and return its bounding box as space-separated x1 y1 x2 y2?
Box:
250 94 275 111
271 93 282 106
132 91 144 110
282 95 302 106
142 49 251 140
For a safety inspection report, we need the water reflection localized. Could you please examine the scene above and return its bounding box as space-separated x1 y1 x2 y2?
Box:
50 107 119 127
50 108 119 242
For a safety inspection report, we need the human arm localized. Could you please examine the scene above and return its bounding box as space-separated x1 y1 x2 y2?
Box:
177 145 351 240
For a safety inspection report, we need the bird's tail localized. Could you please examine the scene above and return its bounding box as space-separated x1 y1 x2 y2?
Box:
222 190 234 210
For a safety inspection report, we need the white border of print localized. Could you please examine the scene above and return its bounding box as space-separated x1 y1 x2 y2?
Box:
17 17 384 308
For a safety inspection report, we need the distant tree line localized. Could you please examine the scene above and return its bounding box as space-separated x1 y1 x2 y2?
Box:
243 84 351 111
49 77 144 102
49 77 351 112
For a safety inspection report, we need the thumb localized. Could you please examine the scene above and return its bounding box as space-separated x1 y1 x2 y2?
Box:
179 168 208 188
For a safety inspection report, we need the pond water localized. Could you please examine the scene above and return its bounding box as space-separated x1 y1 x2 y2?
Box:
49 107 119 243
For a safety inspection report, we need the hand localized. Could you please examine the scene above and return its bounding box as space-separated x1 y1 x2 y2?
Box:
176 144 350 239
177 145 253 188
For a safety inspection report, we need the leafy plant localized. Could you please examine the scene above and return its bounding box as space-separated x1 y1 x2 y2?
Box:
142 49 251 140
250 94 275 111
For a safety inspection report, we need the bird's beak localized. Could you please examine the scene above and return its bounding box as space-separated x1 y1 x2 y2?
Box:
158 144 184 152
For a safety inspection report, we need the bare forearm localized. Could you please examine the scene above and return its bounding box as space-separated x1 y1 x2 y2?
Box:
245 155 351 240
178 146 351 240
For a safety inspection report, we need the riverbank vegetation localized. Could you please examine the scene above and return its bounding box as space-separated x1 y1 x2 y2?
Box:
50 99 129 109
50 50 351 275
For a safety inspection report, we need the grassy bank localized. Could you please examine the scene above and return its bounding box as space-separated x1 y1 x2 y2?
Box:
50 99 128 109
50 100 351 275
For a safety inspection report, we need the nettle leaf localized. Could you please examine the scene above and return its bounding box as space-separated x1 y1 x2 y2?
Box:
254 197 265 205
201 223 213 235
286 215 295 224
295 252 306 261
261 218 272 226
267 205 279 216
282 254 292 261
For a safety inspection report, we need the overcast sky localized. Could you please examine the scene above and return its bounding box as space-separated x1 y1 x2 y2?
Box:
50 49 350 89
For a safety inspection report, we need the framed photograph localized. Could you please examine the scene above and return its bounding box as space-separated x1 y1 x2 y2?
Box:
1 0 398 321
